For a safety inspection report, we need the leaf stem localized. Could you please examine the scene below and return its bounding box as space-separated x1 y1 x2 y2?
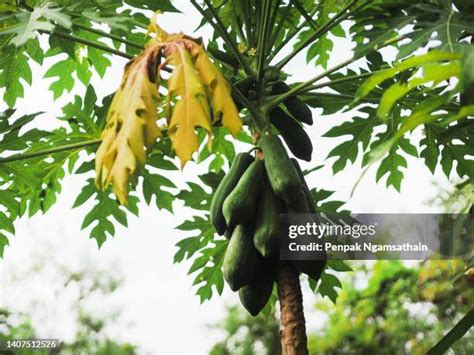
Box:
72 22 145 50
427 308 474 355
40 30 134 60
291 0 318 30
267 1 292 53
265 34 407 110
301 72 373 93
0 139 101 164
268 3 319 62
256 0 272 86
275 0 361 70
241 0 255 48
192 0 254 75
232 85 259 121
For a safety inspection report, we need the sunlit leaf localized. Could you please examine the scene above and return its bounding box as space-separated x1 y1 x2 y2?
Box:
95 43 162 204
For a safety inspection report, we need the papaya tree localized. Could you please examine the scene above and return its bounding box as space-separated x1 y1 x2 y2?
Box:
0 0 473 353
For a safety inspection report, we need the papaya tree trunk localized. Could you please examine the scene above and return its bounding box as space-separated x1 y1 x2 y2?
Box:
277 261 308 355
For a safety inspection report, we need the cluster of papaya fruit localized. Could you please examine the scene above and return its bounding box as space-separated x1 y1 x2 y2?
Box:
207 47 325 315
211 134 325 316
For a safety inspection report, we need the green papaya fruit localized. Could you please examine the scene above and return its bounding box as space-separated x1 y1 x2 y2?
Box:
232 76 256 111
208 47 240 68
238 259 276 316
287 188 311 213
224 228 233 240
259 134 301 204
254 178 284 257
291 158 318 213
211 153 254 235
270 106 313 161
223 224 259 291
289 159 326 281
271 81 313 125
223 159 265 228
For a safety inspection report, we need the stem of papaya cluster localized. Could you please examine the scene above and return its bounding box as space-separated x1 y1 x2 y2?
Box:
275 0 361 70
265 34 408 110
193 0 254 75
39 30 134 60
277 261 309 355
231 85 263 131
72 23 145 50
0 139 102 164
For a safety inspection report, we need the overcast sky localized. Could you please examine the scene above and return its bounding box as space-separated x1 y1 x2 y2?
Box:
0 2 453 354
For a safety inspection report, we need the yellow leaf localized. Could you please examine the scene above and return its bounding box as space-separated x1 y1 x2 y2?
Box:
166 44 212 167
193 45 242 136
95 43 162 204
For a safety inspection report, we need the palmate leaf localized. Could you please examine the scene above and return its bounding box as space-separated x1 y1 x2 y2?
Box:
198 127 237 173
174 171 225 302
377 62 460 120
295 0 346 69
166 43 213 166
94 22 242 203
0 3 71 47
166 40 242 167
356 51 461 100
0 45 32 107
142 169 176 213
73 178 138 247
375 147 407 192
323 106 378 173
95 42 162 204
352 47 474 185
397 3 474 59
44 55 92 99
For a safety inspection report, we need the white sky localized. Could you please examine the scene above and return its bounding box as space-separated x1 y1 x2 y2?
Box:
0 2 454 354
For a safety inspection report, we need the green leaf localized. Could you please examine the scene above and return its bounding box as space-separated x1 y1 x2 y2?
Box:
324 107 377 173
317 271 342 304
460 45 474 91
375 148 407 191
0 3 71 47
441 143 474 179
0 45 31 107
368 97 448 164
397 7 469 59
306 34 333 69
327 260 352 272
176 182 211 211
191 240 227 303
142 170 175 212
356 51 461 99
420 125 440 173
77 179 134 247
123 0 180 12
0 233 8 258
377 62 460 119
44 57 91 99
174 215 215 262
